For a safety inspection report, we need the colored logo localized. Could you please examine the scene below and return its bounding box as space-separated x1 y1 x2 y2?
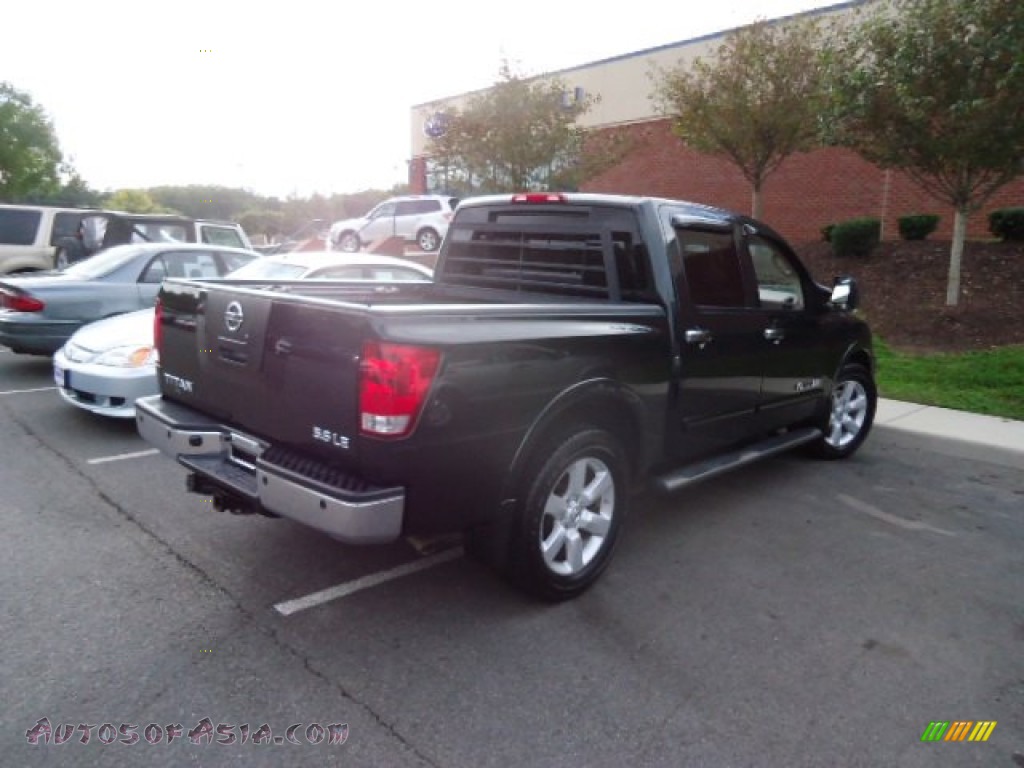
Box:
423 112 450 139
921 721 996 742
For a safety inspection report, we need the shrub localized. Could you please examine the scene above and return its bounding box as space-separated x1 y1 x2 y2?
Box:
989 208 1024 241
821 223 835 242
830 217 881 258
897 214 940 241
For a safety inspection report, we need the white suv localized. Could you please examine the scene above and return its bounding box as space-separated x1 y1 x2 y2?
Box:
328 195 459 253
0 205 97 274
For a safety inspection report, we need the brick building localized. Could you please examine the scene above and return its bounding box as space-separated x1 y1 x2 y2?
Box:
408 0 1023 245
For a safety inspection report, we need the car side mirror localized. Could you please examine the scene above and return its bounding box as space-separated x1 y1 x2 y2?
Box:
829 276 859 310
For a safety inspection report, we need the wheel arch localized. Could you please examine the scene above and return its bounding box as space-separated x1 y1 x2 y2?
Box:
841 344 874 377
501 378 647 505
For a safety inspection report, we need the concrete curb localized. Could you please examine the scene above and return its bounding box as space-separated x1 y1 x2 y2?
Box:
874 398 1024 469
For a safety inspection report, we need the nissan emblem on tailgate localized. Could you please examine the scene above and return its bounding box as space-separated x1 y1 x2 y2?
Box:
224 301 244 332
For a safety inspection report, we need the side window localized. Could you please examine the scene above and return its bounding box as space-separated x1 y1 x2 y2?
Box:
367 203 396 220
613 231 652 299
0 209 42 245
396 200 439 216
675 227 748 308
216 251 254 274
748 236 805 311
140 255 168 283
153 251 216 279
51 212 86 244
201 226 244 247
315 266 364 279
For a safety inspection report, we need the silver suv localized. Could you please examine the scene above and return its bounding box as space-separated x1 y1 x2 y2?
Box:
328 195 459 253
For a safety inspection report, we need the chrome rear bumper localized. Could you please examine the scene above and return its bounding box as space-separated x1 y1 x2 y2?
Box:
135 396 403 544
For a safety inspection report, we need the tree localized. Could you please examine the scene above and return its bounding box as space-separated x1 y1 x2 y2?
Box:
147 185 263 221
827 0 1024 306
237 209 285 241
652 18 827 219
104 189 165 213
0 82 64 202
53 168 104 208
426 61 627 194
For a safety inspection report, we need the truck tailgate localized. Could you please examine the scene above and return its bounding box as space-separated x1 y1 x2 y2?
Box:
159 282 365 464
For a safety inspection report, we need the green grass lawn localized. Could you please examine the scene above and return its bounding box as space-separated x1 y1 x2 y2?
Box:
874 340 1024 421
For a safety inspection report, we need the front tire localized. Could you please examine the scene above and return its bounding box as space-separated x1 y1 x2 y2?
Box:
812 363 876 459
509 429 627 601
416 227 440 252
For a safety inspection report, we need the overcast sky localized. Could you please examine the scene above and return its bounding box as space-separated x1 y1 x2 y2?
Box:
3 0 848 198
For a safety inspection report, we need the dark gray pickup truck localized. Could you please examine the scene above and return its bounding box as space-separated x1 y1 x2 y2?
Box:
136 193 875 600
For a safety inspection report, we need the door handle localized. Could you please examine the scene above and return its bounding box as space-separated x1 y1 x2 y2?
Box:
685 328 713 345
764 327 785 342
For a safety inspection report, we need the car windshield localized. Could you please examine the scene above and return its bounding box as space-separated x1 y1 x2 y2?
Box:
61 245 145 279
226 260 307 280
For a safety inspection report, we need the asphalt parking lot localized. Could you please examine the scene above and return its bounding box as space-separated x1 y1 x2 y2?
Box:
2 346 1022 768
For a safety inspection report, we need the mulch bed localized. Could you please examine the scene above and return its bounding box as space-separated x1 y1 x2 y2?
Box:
794 240 1024 353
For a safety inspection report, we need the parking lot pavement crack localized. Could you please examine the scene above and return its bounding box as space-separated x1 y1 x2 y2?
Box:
264 627 442 768
2 406 254 622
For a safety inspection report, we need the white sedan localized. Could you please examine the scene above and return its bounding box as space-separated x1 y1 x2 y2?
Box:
53 252 433 418
226 251 433 281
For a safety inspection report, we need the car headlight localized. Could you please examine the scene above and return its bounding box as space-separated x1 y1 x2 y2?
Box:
93 345 157 368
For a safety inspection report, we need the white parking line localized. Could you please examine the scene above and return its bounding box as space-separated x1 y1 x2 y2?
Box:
0 386 57 396
274 547 464 616
87 449 161 465
837 493 956 536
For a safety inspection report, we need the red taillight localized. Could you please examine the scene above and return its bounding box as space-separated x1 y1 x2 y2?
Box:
1 291 44 312
153 299 163 356
359 341 440 438
511 193 567 204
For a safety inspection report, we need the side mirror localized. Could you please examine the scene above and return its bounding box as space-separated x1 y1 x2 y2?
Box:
829 276 859 310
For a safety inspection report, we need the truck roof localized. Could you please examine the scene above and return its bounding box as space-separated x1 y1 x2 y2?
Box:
456 192 737 225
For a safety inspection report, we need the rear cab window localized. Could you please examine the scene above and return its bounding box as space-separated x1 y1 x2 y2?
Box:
441 202 652 301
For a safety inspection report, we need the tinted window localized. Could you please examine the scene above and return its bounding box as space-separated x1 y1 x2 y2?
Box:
444 205 643 299
0 209 42 245
612 231 652 298
677 228 747 308
51 212 89 244
396 200 441 216
201 226 244 247
748 236 804 310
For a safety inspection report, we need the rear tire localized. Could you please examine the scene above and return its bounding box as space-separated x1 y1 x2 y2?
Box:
337 231 360 252
508 429 627 601
811 363 876 460
55 240 84 269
